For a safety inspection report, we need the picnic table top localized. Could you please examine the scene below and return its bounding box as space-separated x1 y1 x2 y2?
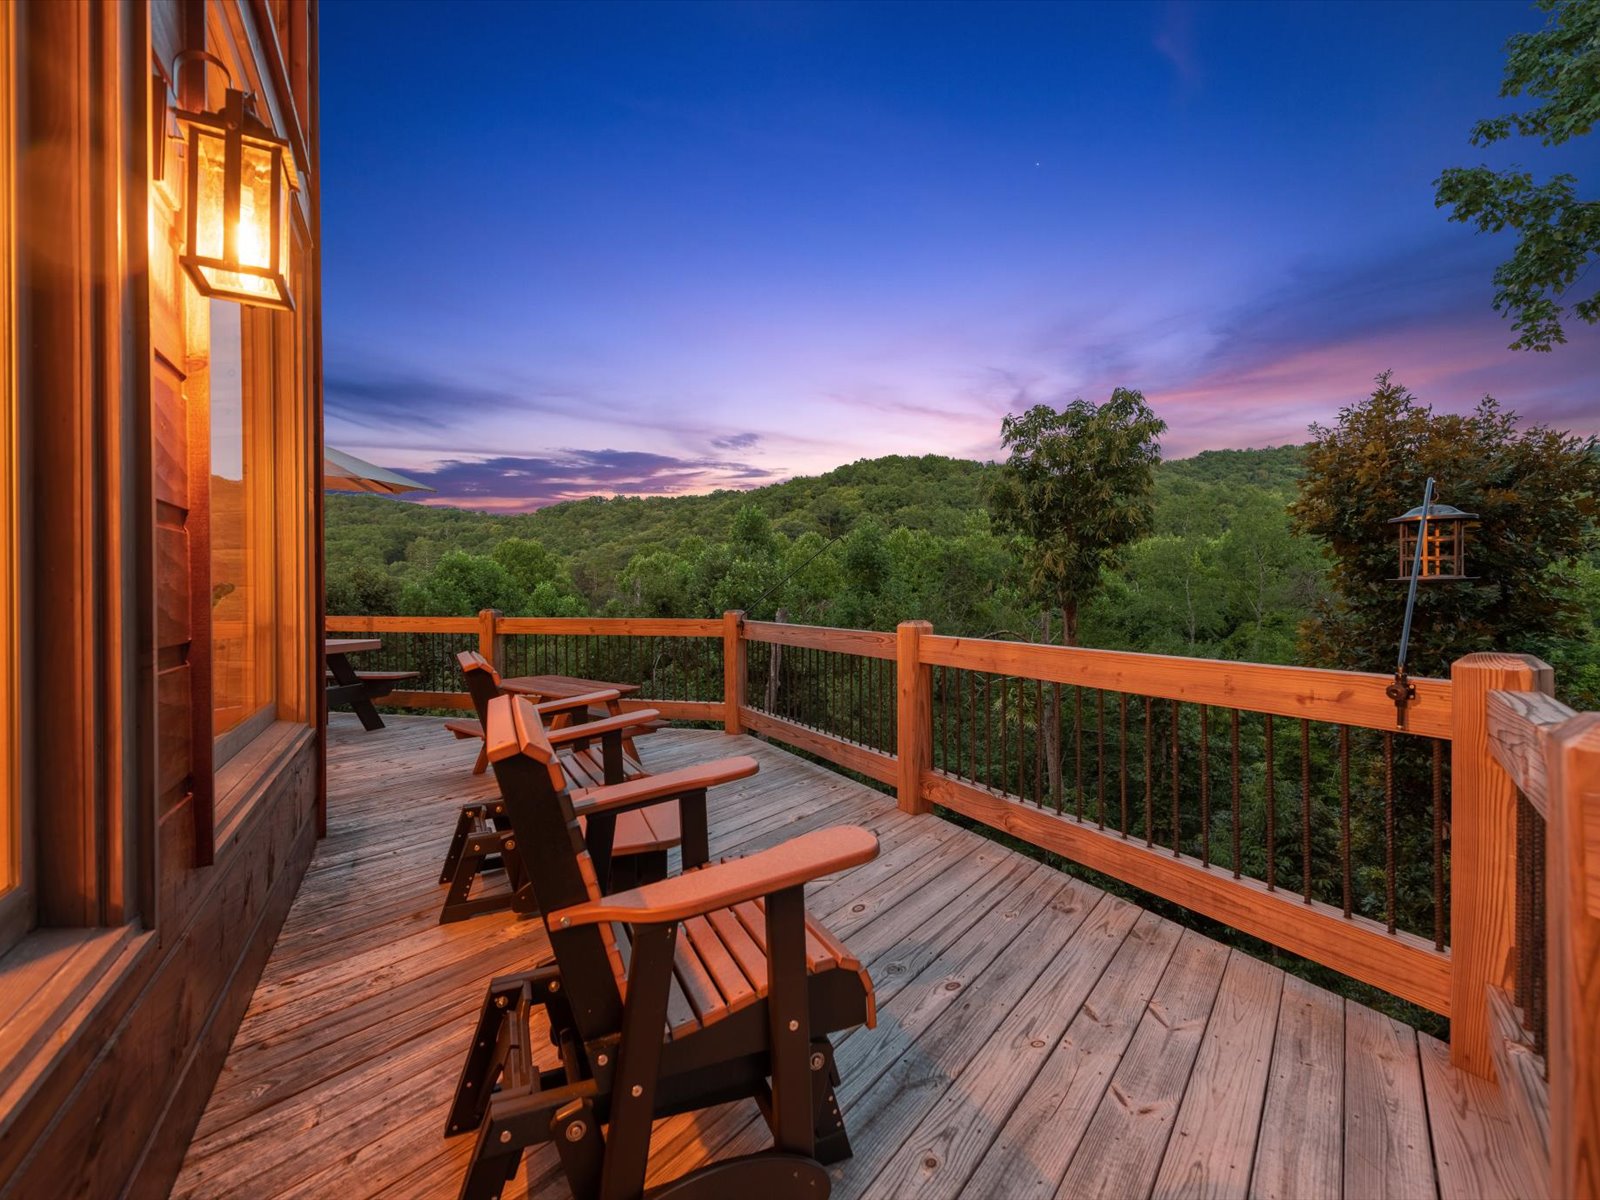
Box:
499 673 641 700
324 638 381 656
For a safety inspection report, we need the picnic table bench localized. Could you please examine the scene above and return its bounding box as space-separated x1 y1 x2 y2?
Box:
324 637 417 731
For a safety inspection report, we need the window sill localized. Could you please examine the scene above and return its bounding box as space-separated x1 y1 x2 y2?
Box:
213 720 314 852
0 924 152 1128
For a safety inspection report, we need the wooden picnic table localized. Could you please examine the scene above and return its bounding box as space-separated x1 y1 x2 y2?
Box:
325 638 416 731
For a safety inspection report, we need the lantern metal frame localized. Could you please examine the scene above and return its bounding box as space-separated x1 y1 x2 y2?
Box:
171 53 299 311
1384 479 1479 729
1388 502 1477 583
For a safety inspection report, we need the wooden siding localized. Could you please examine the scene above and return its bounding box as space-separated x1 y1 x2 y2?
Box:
173 716 1543 1198
0 2 323 1198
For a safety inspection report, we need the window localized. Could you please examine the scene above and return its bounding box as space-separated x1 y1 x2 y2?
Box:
209 301 282 764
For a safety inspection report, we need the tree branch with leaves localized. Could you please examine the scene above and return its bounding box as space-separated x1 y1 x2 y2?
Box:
1435 0 1600 351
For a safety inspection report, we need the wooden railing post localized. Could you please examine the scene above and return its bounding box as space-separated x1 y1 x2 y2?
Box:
896 620 933 814
1451 652 1554 1077
478 608 502 672
723 610 746 734
1547 713 1600 1200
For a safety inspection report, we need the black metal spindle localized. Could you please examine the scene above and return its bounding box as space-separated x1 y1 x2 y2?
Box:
1119 694 1129 837
1199 706 1210 869
1170 699 1180 857
1384 732 1397 934
1000 677 1010 796
1265 715 1276 891
1340 726 1352 919
1075 686 1085 820
1096 689 1106 829
1143 697 1153 846
1301 719 1312 905
1230 709 1241 879
1433 738 1446 951
1036 681 1049 812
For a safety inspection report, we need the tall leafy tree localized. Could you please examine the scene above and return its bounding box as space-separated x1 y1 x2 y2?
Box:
987 389 1166 646
1435 0 1600 351
1290 372 1600 678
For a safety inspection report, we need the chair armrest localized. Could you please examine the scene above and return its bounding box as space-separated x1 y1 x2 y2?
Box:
545 709 661 746
570 756 758 817
549 826 878 928
533 689 622 716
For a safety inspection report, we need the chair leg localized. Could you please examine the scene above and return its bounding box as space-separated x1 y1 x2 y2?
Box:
473 742 489 774
458 1118 527 1200
440 826 521 924
440 804 483 885
809 1037 853 1165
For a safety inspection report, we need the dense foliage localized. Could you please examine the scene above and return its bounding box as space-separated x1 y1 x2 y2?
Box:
1292 372 1600 682
1435 0 1600 351
326 427 1598 708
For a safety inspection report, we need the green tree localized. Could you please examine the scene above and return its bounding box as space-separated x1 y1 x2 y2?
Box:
987 389 1167 646
1435 0 1600 351
398 551 529 617
1289 372 1600 681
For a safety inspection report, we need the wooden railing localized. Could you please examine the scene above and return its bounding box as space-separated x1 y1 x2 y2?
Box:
328 610 1600 1196
323 613 724 724
1481 676 1600 1199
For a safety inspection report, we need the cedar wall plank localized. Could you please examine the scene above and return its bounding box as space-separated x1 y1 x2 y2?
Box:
157 664 191 802
156 525 190 649
152 361 187 511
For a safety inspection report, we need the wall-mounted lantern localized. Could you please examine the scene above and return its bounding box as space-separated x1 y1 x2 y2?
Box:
1389 501 1477 582
1385 478 1479 728
171 53 299 310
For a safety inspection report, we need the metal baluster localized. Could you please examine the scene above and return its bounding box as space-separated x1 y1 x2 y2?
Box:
1000 675 1010 796
1119 694 1129 837
1096 689 1106 829
1075 687 1084 820
1144 697 1154 846
1433 739 1446 951
1265 716 1276 891
1034 679 1044 807
1384 733 1396 934
1170 700 1180 857
1301 719 1312 905
1231 710 1241 879
1200 706 1210 868
1340 727 1352 918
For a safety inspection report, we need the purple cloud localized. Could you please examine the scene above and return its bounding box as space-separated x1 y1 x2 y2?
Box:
407 448 783 511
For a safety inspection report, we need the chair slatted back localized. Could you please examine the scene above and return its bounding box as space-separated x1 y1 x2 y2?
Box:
484 694 628 1036
457 650 503 726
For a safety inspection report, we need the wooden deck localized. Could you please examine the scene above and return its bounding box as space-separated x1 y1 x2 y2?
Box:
172 715 1540 1199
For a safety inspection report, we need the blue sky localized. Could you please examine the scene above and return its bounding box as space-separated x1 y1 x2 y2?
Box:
319 0 1599 510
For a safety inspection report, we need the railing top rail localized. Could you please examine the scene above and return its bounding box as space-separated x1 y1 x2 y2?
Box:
494 616 723 637
325 615 478 634
741 620 896 659
919 633 1453 739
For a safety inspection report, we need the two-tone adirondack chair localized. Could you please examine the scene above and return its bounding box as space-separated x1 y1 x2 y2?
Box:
447 694 879 1200
439 652 675 923
445 651 657 786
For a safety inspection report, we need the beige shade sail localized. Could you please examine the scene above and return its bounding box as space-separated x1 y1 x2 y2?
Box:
324 446 436 495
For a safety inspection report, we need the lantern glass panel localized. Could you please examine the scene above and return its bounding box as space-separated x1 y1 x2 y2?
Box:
238 139 274 269
191 125 227 261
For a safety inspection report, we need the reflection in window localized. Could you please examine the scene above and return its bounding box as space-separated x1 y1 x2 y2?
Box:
210 301 276 747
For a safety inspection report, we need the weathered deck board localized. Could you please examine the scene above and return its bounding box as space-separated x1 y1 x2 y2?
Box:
171 715 1531 1199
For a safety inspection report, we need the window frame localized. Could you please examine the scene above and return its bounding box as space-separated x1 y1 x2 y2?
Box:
0 0 26 958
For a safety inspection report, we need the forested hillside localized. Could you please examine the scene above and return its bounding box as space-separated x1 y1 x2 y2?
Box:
325 443 1598 704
